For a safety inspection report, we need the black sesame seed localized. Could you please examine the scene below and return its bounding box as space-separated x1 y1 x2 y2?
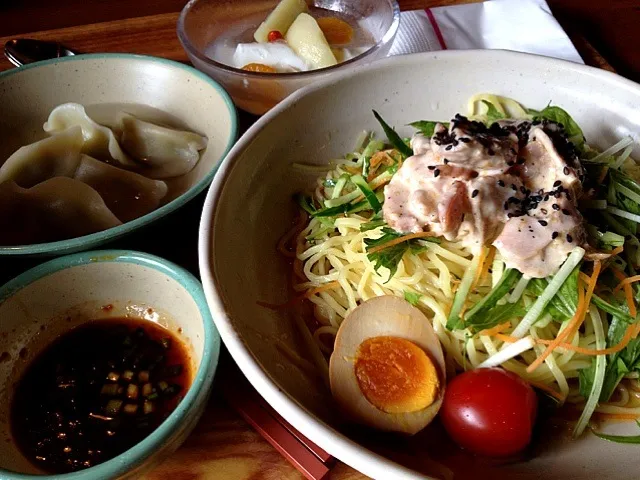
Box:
553 180 562 187
472 189 479 198
544 195 550 202
566 234 573 243
552 204 560 211
459 137 471 143
443 158 449 164
563 166 570 175
498 180 505 187
517 157 526 165
428 165 436 170
434 169 440 177
562 208 570 215
504 201 509 210
520 186 527 194
552 231 559 239
508 213 515 218
511 184 517 191
538 220 548 226
445 145 453 151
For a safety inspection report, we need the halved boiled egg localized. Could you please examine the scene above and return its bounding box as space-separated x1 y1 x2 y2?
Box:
329 295 446 434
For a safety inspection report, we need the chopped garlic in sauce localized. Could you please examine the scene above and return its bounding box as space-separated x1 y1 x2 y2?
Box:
383 115 585 278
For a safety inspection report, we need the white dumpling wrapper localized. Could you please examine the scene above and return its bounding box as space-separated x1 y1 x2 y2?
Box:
117 112 207 179
73 154 168 223
0 177 122 246
43 103 138 168
0 126 83 188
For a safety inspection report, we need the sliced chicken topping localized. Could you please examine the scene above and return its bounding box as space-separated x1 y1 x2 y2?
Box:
383 116 586 278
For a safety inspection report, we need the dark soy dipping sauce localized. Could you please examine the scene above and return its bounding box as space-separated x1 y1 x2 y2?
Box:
11 318 192 474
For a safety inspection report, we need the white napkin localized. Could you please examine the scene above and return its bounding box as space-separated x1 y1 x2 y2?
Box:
389 0 583 64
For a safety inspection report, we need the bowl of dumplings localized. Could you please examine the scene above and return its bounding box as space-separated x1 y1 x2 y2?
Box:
0 53 237 256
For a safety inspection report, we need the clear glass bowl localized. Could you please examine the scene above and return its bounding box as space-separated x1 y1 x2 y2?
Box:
177 0 400 115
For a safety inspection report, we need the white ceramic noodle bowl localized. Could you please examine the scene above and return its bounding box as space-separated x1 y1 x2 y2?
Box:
199 51 640 479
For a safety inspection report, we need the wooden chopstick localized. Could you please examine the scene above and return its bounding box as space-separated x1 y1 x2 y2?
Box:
219 359 334 480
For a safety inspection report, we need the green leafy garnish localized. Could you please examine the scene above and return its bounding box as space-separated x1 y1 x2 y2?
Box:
351 174 382 213
408 120 448 138
372 110 413 159
295 193 317 215
592 421 640 444
527 265 580 322
482 100 506 124
463 269 523 331
359 218 386 232
312 199 369 217
404 291 422 306
365 228 439 281
530 105 585 151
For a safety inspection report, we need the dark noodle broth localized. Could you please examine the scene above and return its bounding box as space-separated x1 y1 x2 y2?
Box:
11 318 192 474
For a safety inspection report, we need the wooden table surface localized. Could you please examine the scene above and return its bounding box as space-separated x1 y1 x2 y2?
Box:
1 1 639 479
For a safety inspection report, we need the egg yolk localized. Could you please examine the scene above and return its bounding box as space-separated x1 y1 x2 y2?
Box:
354 336 439 414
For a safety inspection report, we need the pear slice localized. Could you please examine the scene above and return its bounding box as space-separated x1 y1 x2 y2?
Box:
254 0 308 43
285 13 337 69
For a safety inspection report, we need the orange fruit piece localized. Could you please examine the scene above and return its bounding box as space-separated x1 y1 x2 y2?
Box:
242 63 278 73
317 17 354 45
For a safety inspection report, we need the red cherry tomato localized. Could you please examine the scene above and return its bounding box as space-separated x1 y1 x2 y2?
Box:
268 30 284 42
440 367 538 457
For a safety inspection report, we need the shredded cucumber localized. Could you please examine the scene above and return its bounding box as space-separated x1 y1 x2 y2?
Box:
508 276 531 303
511 247 585 338
446 251 484 330
589 137 634 163
478 336 536 368
573 307 606 438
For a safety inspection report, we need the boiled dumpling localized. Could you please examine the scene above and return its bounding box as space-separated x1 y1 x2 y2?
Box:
73 154 168 223
0 126 83 188
0 178 122 246
117 112 207 179
43 103 138 168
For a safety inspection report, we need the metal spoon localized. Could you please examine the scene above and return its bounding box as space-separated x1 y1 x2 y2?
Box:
4 39 77 67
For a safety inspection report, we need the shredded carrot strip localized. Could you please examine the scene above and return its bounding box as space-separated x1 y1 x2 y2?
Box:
479 321 511 337
535 324 635 356
613 269 627 282
366 232 439 254
596 412 640 421
579 271 591 284
527 380 566 402
479 247 496 283
495 333 518 343
614 274 640 293
256 281 341 310
625 284 637 318
609 245 625 256
527 262 601 373
469 248 489 290
613 268 638 317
